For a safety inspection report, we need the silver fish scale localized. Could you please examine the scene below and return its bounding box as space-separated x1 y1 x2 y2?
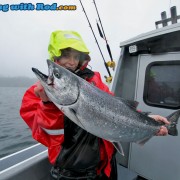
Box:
72 78 160 142
37 61 162 143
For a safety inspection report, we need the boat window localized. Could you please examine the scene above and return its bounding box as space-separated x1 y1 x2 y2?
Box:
144 61 180 109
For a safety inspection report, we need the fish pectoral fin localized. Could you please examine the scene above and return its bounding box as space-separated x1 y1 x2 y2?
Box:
136 136 152 145
112 142 125 156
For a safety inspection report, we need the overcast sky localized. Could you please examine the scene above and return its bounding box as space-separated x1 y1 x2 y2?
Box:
0 0 180 82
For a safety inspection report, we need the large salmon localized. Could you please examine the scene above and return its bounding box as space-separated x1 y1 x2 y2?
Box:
32 60 180 155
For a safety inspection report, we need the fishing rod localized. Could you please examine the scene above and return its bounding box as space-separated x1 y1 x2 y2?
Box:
79 0 112 83
93 0 115 71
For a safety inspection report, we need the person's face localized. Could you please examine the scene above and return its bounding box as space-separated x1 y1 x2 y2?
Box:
55 49 80 72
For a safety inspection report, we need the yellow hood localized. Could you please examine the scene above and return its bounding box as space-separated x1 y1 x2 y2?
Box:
48 30 90 61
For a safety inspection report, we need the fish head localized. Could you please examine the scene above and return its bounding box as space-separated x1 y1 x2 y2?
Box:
32 59 79 106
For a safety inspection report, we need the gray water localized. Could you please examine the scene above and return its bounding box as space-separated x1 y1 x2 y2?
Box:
0 87 37 158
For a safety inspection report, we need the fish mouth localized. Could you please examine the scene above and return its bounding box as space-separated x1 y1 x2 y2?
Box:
32 60 55 85
32 67 52 85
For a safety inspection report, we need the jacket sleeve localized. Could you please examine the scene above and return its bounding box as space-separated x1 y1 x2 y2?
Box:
20 84 64 149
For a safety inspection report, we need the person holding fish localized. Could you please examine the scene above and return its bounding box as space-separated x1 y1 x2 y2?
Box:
20 30 170 180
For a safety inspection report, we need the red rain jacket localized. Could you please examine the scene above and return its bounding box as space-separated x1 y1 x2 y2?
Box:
20 72 115 177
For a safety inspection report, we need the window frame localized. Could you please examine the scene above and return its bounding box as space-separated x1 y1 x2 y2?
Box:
143 60 180 109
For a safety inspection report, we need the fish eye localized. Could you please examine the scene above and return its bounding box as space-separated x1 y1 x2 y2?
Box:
53 70 60 79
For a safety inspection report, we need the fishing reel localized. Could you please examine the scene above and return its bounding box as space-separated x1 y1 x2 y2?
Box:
106 61 116 71
104 76 113 84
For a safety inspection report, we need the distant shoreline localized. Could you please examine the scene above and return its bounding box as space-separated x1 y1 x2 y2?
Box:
0 77 37 87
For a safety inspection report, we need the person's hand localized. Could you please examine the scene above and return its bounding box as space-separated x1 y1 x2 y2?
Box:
34 82 51 102
149 115 170 136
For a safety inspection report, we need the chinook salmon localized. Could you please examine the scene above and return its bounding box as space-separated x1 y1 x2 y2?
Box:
32 60 180 155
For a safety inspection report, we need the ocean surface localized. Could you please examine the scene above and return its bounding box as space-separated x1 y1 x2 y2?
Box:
0 87 37 158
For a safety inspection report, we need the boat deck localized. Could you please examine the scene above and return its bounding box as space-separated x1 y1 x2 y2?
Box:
0 144 145 180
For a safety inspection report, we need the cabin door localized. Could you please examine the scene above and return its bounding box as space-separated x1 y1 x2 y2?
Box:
129 52 180 180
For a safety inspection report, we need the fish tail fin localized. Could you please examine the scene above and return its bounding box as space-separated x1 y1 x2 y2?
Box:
167 109 180 136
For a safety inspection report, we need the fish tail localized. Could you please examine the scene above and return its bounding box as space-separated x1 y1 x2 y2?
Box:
167 109 180 136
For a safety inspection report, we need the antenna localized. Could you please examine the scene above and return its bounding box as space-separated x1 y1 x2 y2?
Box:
155 6 180 28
